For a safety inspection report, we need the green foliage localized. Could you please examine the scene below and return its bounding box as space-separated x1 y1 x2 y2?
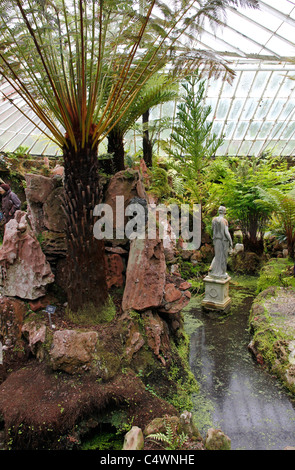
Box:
148 163 171 200
148 419 189 450
256 188 295 258
81 432 123 450
256 258 295 294
166 74 224 204
207 154 295 251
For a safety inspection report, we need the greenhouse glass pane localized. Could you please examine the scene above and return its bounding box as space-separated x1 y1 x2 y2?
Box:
216 141 229 155
240 99 259 119
280 100 295 120
263 72 285 97
211 121 223 136
227 141 242 155
204 98 218 115
237 140 252 155
280 121 295 139
269 122 285 139
258 121 273 139
256 99 272 119
249 72 269 98
266 35 295 57
228 98 245 120
249 140 264 156
216 99 231 119
220 79 236 98
282 140 295 155
234 121 248 139
236 72 256 97
206 77 224 97
223 121 235 139
248 121 262 138
150 107 160 120
277 77 295 98
268 99 285 119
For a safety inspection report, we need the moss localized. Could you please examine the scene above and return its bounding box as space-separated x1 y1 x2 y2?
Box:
66 296 116 325
81 432 123 450
256 258 295 294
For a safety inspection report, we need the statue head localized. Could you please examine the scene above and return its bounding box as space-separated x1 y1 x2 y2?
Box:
218 206 226 215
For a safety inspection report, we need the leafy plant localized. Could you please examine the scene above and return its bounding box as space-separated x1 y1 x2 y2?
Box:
256 188 295 259
148 419 189 450
208 155 295 254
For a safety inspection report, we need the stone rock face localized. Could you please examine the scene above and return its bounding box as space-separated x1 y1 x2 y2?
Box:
103 169 147 243
49 329 99 374
43 187 66 232
205 428 231 450
122 237 166 312
159 274 191 314
123 426 144 450
25 174 64 235
25 173 56 205
22 318 48 361
105 253 125 289
0 296 27 347
142 310 171 366
0 211 54 299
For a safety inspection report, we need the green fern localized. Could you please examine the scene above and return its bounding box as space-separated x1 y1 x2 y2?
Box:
147 420 189 450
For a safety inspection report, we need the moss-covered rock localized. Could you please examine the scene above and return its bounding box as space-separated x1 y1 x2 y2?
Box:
249 285 295 394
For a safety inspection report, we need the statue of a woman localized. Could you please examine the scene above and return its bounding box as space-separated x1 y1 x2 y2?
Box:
209 206 232 279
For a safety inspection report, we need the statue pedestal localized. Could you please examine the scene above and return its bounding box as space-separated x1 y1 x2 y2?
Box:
202 275 231 312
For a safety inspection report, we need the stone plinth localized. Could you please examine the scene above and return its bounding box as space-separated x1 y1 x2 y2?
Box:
202 275 231 311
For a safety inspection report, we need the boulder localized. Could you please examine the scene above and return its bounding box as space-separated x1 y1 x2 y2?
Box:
49 329 99 374
25 174 64 235
0 211 54 299
105 253 125 289
25 174 56 204
123 426 144 450
142 310 171 366
205 428 231 450
22 318 48 361
103 169 147 243
43 187 66 232
122 237 166 312
0 296 27 347
159 274 191 314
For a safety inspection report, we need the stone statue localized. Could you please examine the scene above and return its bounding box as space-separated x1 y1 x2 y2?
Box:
209 206 232 279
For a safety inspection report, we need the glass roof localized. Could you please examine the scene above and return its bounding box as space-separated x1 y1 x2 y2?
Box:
1 0 295 157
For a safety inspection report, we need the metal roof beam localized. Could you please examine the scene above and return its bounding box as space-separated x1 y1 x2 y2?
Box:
226 5 295 49
258 0 295 28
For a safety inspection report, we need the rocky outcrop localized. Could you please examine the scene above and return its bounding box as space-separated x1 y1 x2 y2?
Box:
25 173 65 234
105 253 125 290
25 174 67 278
0 296 27 349
0 211 54 299
249 286 295 394
49 329 99 374
160 275 191 314
123 426 144 450
204 428 231 450
122 237 166 312
103 168 147 244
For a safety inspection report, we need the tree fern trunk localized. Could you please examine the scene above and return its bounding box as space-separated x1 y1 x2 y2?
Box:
107 128 125 173
63 139 108 315
142 109 153 167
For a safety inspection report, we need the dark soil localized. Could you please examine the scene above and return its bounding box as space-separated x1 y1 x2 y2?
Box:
0 360 177 450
